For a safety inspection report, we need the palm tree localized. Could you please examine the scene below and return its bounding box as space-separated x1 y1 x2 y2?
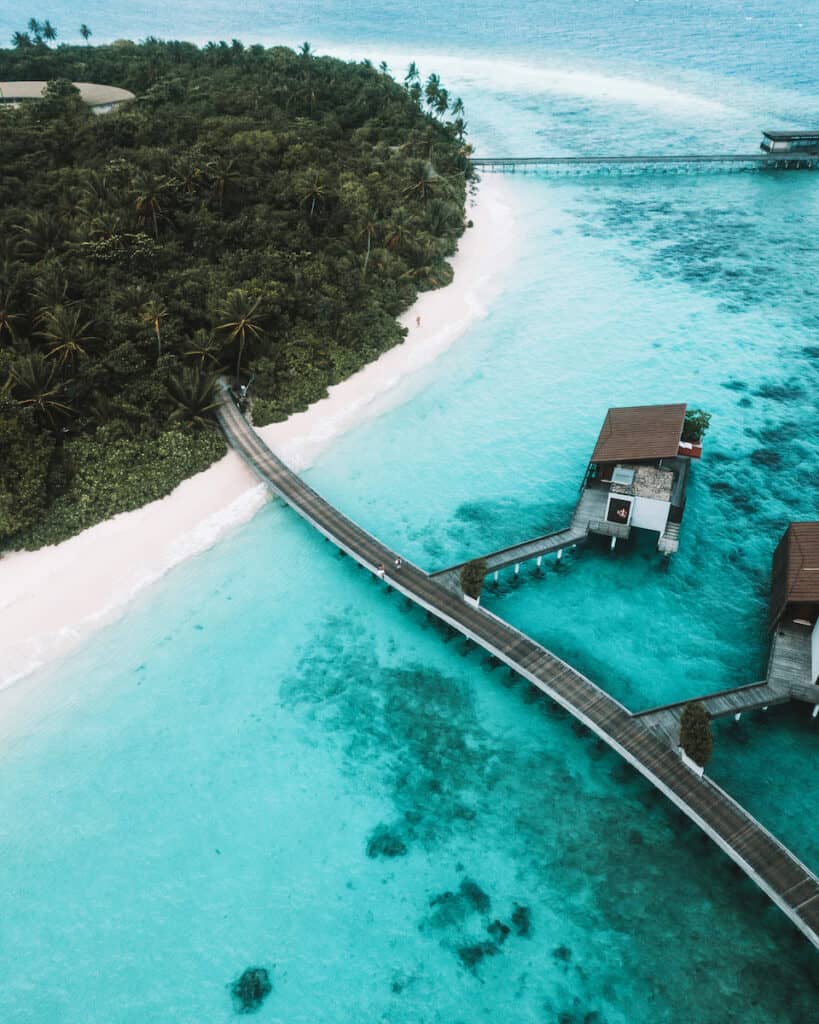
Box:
11 31 33 48
360 217 379 280
5 352 73 427
80 24 92 43
167 368 220 426
216 290 265 387
451 97 465 117
404 62 420 88
379 60 389 75
299 41 312 57
424 73 441 112
42 20 57 44
0 292 25 343
141 299 168 357
38 306 96 367
434 88 450 118
32 271 70 319
451 117 468 141
27 18 42 40
184 328 222 368
300 174 329 218
14 212 63 260
206 156 239 209
133 177 168 238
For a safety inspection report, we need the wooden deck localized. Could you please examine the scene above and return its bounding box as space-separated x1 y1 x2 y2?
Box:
216 385 819 950
636 624 817 745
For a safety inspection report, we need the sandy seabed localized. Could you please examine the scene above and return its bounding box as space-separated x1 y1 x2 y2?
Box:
0 176 520 689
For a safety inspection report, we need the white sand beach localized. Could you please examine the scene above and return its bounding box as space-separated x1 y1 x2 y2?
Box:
0 175 519 689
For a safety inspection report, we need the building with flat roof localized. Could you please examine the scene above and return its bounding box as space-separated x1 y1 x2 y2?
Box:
0 81 135 110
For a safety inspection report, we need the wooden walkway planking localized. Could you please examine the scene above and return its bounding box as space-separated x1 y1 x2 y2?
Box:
471 153 819 171
431 482 609 583
636 624 817 744
216 386 819 950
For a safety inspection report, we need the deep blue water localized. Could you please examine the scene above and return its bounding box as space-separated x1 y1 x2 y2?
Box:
1 3 818 1021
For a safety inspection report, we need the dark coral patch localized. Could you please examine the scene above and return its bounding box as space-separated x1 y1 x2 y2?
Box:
230 967 272 1015
754 381 801 402
457 941 499 971
487 919 511 944
750 448 781 467
554 944 573 963
460 877 491 914
511 904 532 937
366 825 408 859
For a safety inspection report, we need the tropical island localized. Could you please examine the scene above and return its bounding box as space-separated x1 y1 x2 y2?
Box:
0 34 471 549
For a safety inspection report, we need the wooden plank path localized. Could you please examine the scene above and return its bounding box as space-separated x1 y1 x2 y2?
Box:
471 153 819 172
636 624 818 745
431 484 609 588
216 385 819 950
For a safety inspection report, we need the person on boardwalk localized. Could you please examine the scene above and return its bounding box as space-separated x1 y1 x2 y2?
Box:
394 557 403 571
377 563 386 580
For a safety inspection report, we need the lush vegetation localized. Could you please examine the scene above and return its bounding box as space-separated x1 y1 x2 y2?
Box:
460 557 488 599
682 408 711 444
0 34 471 548
679 701 713 766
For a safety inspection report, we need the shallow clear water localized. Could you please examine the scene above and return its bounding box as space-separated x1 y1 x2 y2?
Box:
2 2 819 1020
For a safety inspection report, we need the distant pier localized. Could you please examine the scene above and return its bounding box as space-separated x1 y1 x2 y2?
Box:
470 153 819 173
471 132 819 173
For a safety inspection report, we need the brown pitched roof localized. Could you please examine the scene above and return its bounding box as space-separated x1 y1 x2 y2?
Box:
769 522 819 629
590 404 687 464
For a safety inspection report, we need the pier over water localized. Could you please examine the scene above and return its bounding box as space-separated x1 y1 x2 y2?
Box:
470 133 819 173
216 385 819 950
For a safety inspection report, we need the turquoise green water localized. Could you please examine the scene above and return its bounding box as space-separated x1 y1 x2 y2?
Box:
2 3 819 1020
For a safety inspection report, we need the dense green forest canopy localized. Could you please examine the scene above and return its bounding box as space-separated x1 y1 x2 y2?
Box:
0 35 471 548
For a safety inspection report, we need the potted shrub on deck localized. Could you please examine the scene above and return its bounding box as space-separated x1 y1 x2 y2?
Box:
460 558 488 606
679 408 711 459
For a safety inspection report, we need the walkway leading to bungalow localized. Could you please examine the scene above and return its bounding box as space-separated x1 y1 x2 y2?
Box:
470 153 819 172
635 623 817 745
216 384 819 950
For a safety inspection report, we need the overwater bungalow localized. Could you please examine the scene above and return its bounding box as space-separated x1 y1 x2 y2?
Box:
760 130 819 155
582 403 698 554
769 522 819 686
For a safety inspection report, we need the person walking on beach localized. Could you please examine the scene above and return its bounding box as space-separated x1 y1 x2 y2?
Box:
416 316 421 328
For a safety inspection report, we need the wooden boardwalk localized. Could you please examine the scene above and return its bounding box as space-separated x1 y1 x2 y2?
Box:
431 486 609 588
635 624 817 745
471 153 819 172
216 385 819 950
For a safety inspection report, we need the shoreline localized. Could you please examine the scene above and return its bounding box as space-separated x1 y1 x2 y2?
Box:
0 175 520 690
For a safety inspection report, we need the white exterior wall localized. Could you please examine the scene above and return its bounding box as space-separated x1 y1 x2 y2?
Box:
630 496 670 534
812 619 819 684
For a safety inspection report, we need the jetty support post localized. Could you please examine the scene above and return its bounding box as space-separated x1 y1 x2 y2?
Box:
514 563 520 578
812 704 819 720
610 537 617 551
556 549 563 563
734 712 742 722
536 556 542 569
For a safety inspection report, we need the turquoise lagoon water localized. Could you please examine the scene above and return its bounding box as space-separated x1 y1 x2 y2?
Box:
2 2 819 1020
